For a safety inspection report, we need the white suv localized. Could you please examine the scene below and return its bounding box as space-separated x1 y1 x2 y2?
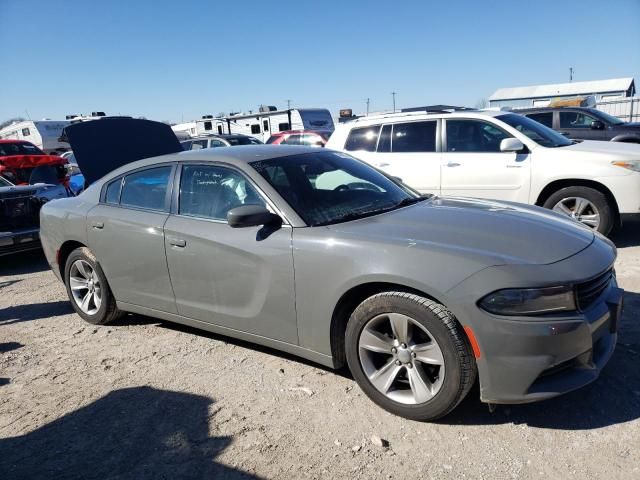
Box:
327 109 640 234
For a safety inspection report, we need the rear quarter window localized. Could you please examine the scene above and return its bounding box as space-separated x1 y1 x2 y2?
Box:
105 178 122 204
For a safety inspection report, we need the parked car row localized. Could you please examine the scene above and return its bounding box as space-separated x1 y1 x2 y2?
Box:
39 117 624 421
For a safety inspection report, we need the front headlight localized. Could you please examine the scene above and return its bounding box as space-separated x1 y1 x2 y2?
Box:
611 160 640 172
479 286 576 316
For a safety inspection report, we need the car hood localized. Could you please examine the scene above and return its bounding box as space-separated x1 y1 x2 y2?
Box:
327 197 595 266
62 118 182 185
558 139 640 158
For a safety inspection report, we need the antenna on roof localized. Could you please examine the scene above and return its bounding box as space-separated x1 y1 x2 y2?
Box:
569 67 574 82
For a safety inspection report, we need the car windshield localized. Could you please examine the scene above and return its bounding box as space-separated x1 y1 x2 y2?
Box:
251 151 424 226
0 142 46 156
226 136 262 146
590 109 625 125
497 113 573 148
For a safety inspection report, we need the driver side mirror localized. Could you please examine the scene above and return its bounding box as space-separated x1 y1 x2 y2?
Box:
591 120 605 130
500 138 525 153
227 205 282 228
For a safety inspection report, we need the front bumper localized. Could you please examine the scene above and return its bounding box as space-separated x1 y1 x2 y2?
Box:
448 234 621 404
0 228 41 256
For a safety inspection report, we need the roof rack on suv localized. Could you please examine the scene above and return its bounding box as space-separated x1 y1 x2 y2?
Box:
349 106 476 123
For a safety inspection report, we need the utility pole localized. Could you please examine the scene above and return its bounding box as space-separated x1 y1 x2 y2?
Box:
391 92 396 113
569 67 574 82
286 99 291 110
366 98 370 116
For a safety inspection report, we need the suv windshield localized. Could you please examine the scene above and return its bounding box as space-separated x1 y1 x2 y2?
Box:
251 151 423 226
497 113 573 148
589 109 625 125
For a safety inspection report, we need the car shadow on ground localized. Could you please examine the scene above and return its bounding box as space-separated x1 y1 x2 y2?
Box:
0 301 74 326
0 250 50 277
440 290 640 430
612 218 640 248
0 386 261 480
0 341 24 353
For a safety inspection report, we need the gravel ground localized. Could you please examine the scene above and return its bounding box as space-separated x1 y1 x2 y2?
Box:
1 221 639 480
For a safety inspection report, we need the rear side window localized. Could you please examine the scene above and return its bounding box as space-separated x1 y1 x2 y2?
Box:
120 166 172 211
344 125 381 152
392 121 437 152
283 135 302 145
526 112 553 128
105 178 122 204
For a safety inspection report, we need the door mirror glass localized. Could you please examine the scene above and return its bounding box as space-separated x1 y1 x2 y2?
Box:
227 205 281 228
591 120 605 130
499 138 524 152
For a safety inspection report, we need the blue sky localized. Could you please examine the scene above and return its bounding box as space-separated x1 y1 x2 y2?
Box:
1 0 639 123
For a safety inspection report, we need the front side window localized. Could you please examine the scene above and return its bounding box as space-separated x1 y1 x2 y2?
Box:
526 112 553 128
179 165 265 221
120 166 172 211
344 125 381 152
392 121 437 153
446 120 512 153
210 139 226 148
559 111 597 129
0 142 45 156
251 151 421 226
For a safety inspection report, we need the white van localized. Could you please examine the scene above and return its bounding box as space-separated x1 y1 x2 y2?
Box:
326 109 640 234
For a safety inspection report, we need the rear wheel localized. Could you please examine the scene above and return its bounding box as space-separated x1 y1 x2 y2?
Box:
345 292 476 421
64 247 122 325
543 186 615 235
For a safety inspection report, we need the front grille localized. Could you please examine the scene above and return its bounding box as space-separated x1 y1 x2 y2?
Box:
576 269 613 311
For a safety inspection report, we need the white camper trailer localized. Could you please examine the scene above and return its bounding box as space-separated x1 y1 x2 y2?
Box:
195 107 335 142
0 120 70 154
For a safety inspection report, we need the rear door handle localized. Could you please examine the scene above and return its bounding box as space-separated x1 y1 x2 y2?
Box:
169 238 186 248
91 221 104 229
446 162 461 167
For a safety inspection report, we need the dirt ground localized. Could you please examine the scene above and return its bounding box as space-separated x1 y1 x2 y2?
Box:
1 220 639 480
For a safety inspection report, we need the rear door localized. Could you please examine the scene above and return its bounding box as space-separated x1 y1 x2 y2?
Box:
344 121 441 195
87 164 177 313
163 163 298 344
440 118 531 202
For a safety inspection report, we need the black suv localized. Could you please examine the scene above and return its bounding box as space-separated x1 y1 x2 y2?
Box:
519 107 640 143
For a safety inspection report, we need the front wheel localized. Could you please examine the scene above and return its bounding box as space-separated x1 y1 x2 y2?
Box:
543 186 615 235
64 247 122 325
345 292 477 421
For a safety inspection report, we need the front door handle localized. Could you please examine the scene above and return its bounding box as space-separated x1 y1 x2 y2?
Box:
91 221 104 229
169 238 186 248
446 162 461 167
377 162 390 167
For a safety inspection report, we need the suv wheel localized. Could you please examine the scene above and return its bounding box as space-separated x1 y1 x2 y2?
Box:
64 247 122 325
345 292 477 421
543 186 615 235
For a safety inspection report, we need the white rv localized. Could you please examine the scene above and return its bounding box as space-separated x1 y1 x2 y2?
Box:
195 107 335 142
0 120 70 154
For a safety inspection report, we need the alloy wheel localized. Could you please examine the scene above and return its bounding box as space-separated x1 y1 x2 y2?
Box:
69 260 102 315
552 196 600 230
358 312 445 405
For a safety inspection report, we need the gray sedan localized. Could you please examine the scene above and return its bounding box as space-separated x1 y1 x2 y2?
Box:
40 122 623 420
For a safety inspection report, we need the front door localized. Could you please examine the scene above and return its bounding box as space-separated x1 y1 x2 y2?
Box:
440 119 531 203
163 163 298 344
87 165 177 313
558 110 607 141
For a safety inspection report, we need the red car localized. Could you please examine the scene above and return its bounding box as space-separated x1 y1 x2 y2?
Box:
0 140 69 186
266 130 331 147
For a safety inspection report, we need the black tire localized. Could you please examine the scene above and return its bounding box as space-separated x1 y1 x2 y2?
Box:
542 186 615 235
345 292 476 421
64 247 122 325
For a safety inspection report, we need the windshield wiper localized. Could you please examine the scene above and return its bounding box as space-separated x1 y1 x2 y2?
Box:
314 196 429 227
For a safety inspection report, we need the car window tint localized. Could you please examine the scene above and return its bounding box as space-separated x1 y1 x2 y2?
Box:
344 125 381 152
526 112 553 128
120 166 171 211
559 111 597 129
179 165 266 221
446 120 511 153
105 178 122 204
392 121 437 153
377 125 392 152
